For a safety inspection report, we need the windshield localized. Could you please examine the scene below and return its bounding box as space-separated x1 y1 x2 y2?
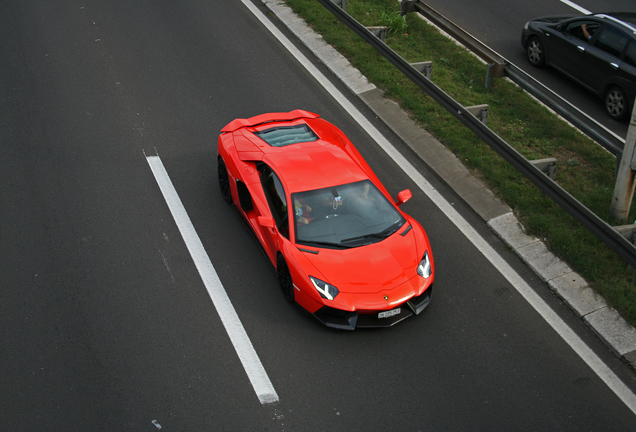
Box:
292 180 406 248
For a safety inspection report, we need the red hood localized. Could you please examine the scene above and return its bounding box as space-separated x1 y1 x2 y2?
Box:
301 226 422 294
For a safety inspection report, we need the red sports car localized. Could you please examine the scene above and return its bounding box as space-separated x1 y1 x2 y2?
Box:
217 110 434 329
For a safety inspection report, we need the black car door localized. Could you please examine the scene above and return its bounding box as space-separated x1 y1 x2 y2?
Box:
618 41 636 105
547 19 599 81
580 24 630 96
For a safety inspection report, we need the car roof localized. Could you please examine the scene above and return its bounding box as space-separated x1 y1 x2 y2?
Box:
535 13 636 34
262 140 369 193
594 13 636 33
225 112 371 193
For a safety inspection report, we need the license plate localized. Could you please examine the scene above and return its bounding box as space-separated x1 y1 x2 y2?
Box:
378 308 401 319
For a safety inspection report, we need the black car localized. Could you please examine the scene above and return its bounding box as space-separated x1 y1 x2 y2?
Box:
521 13 636 120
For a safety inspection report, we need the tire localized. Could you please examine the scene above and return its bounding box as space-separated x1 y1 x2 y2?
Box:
605 86 629 121
527 36 545 67
277 254 295 303
217 157 233 204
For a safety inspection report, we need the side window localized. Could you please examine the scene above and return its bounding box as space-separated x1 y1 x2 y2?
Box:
259 165 289 239
236 180 253 213
593 26 629 58
565 20 600 42
624 41 636 67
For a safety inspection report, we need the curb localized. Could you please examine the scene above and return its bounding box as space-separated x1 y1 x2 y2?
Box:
261 0 636 371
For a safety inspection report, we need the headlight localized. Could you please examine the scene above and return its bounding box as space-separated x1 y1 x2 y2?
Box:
524 22 529 30
310 276 339 300
417 251 432 278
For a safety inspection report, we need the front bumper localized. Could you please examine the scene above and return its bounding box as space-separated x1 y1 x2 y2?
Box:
313 285 433 330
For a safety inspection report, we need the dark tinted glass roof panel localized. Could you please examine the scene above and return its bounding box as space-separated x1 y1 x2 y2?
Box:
254 124 319 147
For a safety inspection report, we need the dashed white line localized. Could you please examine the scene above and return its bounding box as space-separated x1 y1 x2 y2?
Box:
560 0 591 14
146 154 279 405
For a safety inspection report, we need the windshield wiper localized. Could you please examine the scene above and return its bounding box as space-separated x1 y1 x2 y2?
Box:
299 240 353 249
341 221 404 243
341 232 388 243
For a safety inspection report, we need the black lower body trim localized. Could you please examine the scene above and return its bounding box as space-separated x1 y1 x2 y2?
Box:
407 285 433 315
313 285 433 330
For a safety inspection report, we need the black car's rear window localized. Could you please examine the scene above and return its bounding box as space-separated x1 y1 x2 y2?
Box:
254 124 318 147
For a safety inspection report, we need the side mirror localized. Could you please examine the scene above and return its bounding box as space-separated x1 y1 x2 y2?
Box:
396 189 412 206
258 216 275 229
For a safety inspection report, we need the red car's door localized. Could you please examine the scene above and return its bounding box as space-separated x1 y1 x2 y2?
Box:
257 164 290 264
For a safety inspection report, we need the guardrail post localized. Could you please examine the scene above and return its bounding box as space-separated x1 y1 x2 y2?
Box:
332 0 347 11
615 225 636 246
366 26 387 43
610 101 636 222
411 61 432 80
485 64 494 89
465 104 489 125
400 0 416 15
530 158 557 180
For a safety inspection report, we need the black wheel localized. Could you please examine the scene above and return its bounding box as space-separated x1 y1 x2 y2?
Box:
277 254 294 303
217 157 232 204
605 86 629 121
527 36 545 67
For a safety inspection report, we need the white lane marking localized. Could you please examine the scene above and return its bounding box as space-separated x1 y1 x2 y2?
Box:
146 155 279 405
560 0 591 14
242 0 636 415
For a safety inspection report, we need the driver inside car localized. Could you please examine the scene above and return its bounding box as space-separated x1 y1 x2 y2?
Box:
294 195 313 225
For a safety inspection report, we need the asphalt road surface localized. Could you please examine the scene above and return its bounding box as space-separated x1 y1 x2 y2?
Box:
421 0 635 140
1 0 636 431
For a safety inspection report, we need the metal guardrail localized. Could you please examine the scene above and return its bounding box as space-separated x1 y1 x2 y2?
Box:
316 0 636 267
402 1 506 78
505 64 624 156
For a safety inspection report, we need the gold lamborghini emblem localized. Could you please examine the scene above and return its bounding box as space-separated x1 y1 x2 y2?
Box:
384 295 389 301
